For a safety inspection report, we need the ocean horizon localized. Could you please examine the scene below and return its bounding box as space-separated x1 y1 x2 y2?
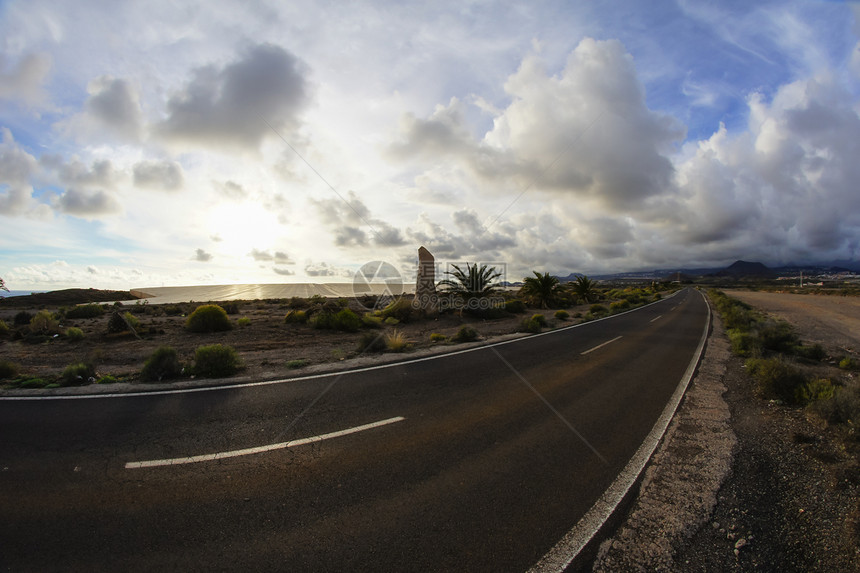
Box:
126 282 417 305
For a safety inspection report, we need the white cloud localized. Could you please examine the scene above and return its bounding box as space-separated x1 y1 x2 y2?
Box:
0 52 52 108
133 160 183 191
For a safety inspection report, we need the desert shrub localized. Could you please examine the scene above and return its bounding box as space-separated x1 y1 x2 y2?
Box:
286 359 310 369
589 304 608 316
66 304 105 319
284 309 308 324
236 317 251 328
745 357 807 403
140 346 183 382
795 378 836 406
65 327 85 341
0 319 9 337
383 317 400 326
653 293 662 301
361 314 383 328
380 298 414 323
186 304 232 333
308 295 326 305
520 315 543 333
287 296 310 309
430 332 447 343
310 308 361 332
756 320 799 353
453 325 479 342
356 331 386 353
838 357 858 370
531 314 547 326
728 330 760 357
610 300 630 312
792 343 826 362
385 329 410 352
0 360 20 380
222 302 240 315
13 311 33 326
554 310 570 320
60 362 95 386
29 310 60 335
163 305 184 316
108 311 140 333
97 375 119 384
505 299 527 314
813 384 860 425
193 344 243 378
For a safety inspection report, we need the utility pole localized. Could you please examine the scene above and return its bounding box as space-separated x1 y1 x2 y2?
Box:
799 270 803 288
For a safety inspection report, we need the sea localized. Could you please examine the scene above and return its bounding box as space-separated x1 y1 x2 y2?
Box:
127 283 416 305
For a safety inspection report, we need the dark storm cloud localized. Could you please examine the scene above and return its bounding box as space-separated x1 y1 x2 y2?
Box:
157 43 310 151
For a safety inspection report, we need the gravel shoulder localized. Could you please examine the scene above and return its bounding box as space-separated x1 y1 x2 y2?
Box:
591 291 860 572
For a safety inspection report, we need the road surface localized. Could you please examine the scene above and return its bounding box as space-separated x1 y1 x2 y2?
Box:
0 288 709 572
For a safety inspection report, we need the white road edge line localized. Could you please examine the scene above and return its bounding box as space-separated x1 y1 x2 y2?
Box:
580 336 622 355
528 289 711 573
124 416 405 469
650 315 663 323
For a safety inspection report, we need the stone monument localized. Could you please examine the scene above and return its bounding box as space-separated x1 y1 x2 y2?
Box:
414 246 437 314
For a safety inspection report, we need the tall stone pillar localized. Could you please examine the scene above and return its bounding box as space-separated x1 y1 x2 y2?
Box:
415 246 437 314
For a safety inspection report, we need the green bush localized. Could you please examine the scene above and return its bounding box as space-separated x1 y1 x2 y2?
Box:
222 302 240 315
19 377 49 389
505 299 527 314
383 317 400 326
745 357 807 403
66 304 105 319
13 311 33 326
310 308 361 332
287 296 310 309
65 327 85 341
838 357 858 370
97 375 119 384
356 331 386 353
163 305 185 316
756 320 799 353
0 360 20 380
29 310 60 335
236 317 251 328
589 304 608 315
380 297 414 323
193 344 243 378
186 304 232 333
554 310 569 320
140 346 183 382
792 343 825 362
728 329 760 357
361 314 383 328
60 362 95 386
284 309 308 324
108 311 140 333
0 319 9 337
385 329 410 352
520 315 543 333
531 314 547 326
286 359 310 369
430 332 447 343
795 378 836 406
814 384 860 425
610 300 630 312
453 325 479 342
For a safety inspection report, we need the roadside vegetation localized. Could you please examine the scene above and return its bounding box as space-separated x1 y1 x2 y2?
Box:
0 270 679 390
709 289 860 424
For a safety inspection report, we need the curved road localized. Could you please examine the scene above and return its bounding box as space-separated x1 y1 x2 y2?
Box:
0 288 709 572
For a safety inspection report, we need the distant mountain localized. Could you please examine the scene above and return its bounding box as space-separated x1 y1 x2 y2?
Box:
715 260 774 277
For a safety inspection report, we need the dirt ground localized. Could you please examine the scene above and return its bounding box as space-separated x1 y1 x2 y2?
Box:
727 290 860 357
0 295 591 390
594 289 860 572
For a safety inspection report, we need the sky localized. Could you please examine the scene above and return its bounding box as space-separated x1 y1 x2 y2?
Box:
2 0 860 291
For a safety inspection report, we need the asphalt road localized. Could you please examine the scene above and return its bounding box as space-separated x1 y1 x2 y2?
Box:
0 288 709 572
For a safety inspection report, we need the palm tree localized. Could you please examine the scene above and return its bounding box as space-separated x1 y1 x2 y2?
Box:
520 271 560 309
0 277 7 292
571 274 598 303
438 263 501 299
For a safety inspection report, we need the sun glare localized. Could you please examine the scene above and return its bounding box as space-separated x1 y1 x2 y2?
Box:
208 203 283 258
